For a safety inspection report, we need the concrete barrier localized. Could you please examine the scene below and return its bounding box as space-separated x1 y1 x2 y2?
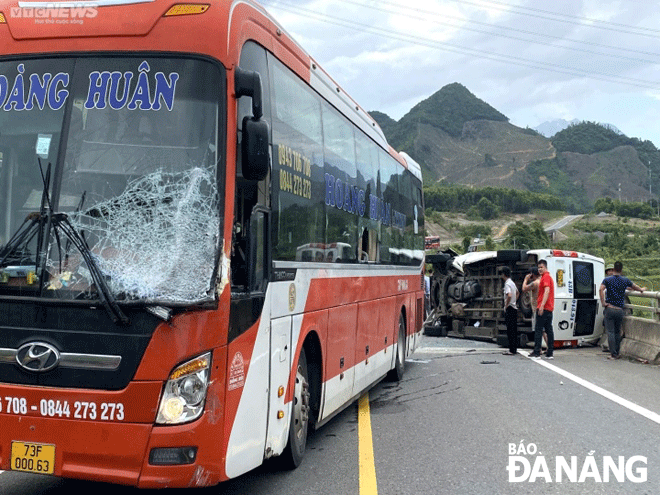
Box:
620 316 660 364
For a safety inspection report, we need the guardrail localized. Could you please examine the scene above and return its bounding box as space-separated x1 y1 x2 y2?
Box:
617 291 660 364
625 290 660 322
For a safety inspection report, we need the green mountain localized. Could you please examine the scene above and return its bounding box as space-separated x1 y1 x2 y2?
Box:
552 121 631 154
551 122 660 198
370 85 658 212
393 82 507 141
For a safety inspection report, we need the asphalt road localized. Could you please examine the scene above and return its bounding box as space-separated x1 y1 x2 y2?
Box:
545 214 583 232
2 336 659 494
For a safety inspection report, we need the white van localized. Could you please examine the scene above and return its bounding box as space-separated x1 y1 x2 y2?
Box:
425 249 605 348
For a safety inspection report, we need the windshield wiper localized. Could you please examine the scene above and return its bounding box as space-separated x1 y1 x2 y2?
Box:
1 211 130 325
52 212 130 326
1 159 128 325
0 161 53 269
36 159 127 325
0 213 40 268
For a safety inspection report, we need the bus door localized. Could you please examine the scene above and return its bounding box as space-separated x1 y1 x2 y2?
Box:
572 260 597 337
226 42 274 476
552 258 573 342
266 314 292 457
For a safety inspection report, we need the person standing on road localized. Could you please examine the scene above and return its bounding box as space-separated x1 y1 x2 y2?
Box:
424 269 431 319
529 259 554 359
599 261 646 360
522 267 547 352
501 266 519 355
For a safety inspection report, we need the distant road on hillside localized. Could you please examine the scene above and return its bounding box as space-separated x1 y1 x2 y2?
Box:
494 214 582 241
545 214 583 231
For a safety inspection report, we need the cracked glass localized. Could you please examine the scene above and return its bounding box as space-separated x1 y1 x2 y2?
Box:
0 57 224 305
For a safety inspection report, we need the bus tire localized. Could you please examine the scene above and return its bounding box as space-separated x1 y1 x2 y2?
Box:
279 348 310 469
387 313 406 381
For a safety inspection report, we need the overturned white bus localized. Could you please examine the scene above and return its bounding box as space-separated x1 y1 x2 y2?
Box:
425 249 605 348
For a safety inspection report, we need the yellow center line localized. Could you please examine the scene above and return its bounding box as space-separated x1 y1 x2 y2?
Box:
358 393 378 495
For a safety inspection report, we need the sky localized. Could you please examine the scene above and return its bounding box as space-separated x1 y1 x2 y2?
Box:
260 0 660 148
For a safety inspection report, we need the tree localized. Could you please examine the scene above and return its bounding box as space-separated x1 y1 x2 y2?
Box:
476 197 500 220
466 205 481 220
504 221 550 249
462 236 471 253
594 197 614 214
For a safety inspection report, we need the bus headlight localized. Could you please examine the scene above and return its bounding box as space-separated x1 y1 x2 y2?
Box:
156 352 211 425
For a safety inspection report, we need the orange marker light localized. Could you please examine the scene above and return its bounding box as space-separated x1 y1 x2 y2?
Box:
278 386 285 398
0 12 6 23
164 4 209 16
169 355 209 380
277 411 284 419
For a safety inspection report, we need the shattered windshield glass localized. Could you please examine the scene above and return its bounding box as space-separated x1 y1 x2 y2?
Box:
0 57 224 305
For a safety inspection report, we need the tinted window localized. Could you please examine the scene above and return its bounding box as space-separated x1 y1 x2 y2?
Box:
412 184 424 263
267 55 424 267
270 58 324 261
573 261 594 299
356 131 380 261
379 151 398 263
322 102 357 262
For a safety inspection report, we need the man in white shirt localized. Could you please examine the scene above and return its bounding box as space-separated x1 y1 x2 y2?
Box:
424 273 431 319
501 266 519 355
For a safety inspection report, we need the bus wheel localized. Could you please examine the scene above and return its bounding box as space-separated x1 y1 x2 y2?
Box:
387 313 406 381
280 348 310 469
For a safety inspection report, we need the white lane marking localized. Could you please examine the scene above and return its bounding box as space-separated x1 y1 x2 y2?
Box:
415 347 499 355
523 351 660 425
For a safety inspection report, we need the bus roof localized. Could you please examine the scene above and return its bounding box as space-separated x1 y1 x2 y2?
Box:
399 152 423 182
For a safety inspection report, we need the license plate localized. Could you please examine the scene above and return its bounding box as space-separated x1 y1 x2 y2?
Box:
11 441 55 475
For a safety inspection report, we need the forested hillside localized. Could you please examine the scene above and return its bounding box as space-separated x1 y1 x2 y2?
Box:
551 122 660 198
371 87 659 213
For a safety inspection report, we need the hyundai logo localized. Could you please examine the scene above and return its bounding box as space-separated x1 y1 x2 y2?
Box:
15 342 60 373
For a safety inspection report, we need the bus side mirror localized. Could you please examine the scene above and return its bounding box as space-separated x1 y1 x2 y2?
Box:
235 67 270 181
241 117 269 181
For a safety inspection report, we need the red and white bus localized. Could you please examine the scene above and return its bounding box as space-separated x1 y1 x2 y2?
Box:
424 236 440 251
0 0 425 488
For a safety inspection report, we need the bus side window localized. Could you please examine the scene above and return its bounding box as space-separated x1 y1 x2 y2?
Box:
233 41 271 290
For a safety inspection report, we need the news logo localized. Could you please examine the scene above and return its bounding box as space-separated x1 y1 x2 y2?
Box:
11 3 99 24
507 442 647 483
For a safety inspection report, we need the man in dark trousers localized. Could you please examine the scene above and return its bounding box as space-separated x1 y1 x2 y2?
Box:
501 266 519 355
529 259 554 359
599 261 646 360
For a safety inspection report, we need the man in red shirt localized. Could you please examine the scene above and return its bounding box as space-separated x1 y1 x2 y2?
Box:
529 259 555 359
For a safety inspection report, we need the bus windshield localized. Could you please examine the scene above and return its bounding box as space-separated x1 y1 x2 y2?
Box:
0 56 224 305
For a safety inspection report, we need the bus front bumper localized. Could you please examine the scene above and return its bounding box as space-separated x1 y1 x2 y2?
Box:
0 381 225 488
